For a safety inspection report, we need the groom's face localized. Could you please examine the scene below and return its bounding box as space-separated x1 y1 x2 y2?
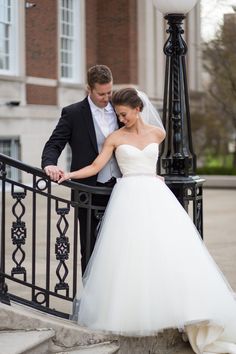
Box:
89 82 113 108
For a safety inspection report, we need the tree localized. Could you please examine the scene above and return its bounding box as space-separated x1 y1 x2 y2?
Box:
202 14 236 167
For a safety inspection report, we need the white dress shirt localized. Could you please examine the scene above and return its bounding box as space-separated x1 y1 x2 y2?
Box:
88 97 117 137
88 96 121 182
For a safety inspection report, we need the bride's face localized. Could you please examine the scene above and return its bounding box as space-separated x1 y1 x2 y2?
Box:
115 105 139 127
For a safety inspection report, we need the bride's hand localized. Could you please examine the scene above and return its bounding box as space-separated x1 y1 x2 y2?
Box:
58 171 72 184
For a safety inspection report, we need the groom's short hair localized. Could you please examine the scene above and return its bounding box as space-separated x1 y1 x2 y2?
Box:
87 65 113 89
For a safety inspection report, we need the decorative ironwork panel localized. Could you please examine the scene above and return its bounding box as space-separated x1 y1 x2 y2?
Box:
0 152 112 318
11 188 27 281
55 202 70 296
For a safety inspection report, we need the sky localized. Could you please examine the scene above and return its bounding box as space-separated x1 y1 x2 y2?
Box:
201 0 236 41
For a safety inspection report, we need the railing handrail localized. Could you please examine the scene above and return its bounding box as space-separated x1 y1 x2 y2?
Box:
0 153 112 318
0 152 112 195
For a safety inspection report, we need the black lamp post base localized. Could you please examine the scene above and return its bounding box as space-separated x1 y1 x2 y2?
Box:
165 175 204 237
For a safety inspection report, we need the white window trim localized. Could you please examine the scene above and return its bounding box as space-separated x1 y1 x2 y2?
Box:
0 0 19 76
58 0 85 84
0 136 21 181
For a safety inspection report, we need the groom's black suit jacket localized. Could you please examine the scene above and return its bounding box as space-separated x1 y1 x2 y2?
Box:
42 96 121 273
42 96 118 186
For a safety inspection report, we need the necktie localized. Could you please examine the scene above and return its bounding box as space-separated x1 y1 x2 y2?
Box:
99 109 110 137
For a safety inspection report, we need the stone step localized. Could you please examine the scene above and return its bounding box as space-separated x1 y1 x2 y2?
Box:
0 302 109 350
57 342 119 354
0 329 54 354
0 303 194 354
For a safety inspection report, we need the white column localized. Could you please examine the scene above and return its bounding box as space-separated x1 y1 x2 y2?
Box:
155 9 165 103
138 0 156 97
18 1 26 106
187 2 202 92
138 1 167 103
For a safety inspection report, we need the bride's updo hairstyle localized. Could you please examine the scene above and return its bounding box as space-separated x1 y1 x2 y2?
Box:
112 88 165 130
112 88 144 112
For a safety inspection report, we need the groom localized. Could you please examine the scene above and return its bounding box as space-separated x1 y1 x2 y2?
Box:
41 64 121 274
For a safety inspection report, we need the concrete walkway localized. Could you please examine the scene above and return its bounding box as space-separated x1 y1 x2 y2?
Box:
203 188 236 290
201 174 236 189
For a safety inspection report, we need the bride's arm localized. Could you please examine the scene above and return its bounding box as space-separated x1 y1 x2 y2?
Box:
58 137 115 183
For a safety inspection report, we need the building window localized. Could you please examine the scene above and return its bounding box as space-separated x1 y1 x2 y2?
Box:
59 0 81 82
0 0 18 75
0 137 20 181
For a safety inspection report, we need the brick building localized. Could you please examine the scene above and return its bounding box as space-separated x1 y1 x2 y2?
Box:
0 0 202 182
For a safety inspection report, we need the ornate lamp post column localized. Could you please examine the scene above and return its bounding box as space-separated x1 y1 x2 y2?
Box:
153 0 204 237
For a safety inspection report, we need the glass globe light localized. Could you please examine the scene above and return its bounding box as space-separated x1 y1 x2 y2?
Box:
153 0 198 15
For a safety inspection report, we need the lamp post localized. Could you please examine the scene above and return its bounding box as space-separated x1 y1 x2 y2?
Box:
153 0 204 237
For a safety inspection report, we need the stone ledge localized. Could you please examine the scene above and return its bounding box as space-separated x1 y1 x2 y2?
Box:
0 328 54 354
57 343 119 354
0 302 195 354
116 331 195 354
0 302 110 350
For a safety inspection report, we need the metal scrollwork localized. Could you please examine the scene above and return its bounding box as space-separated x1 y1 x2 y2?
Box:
78 191 89 206
11 187 27 281
35 177 49 191
164 15 187 57
55 202 70 296
34 291 46 305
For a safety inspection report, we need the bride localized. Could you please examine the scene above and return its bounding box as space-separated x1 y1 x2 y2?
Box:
58 88 236 354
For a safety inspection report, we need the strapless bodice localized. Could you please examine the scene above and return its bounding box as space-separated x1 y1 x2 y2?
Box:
115 143 159 176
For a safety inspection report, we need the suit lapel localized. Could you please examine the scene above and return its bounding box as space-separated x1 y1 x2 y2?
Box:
81 98 122 153
82 98 98 154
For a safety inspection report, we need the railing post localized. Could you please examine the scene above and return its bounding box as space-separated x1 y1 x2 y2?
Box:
0 161 10 305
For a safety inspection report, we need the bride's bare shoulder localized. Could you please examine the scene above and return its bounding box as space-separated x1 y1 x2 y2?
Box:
108 128 125 139
106 128 126 145
149 125 166 142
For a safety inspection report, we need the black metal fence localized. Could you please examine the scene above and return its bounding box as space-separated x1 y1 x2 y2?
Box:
0 153 111 318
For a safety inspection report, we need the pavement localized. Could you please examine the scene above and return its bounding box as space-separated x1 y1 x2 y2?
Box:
203 187 236 290
200 175 236 289
201 174 236 189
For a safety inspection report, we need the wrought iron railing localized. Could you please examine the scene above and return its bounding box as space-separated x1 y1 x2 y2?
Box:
0 153 111 318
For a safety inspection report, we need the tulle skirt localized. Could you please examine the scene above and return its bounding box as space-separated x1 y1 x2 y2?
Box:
74 175 236 353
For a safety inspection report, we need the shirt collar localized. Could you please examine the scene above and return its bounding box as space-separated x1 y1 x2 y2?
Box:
88 96 113 114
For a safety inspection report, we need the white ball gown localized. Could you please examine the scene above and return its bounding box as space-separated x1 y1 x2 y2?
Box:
74 143 236 354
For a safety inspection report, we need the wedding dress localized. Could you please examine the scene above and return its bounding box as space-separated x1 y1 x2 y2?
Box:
75 143 236 354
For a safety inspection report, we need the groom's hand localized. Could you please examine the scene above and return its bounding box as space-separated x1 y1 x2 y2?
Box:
44 165 64 182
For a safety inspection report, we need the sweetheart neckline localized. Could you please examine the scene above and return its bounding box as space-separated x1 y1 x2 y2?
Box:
116 143 159 152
